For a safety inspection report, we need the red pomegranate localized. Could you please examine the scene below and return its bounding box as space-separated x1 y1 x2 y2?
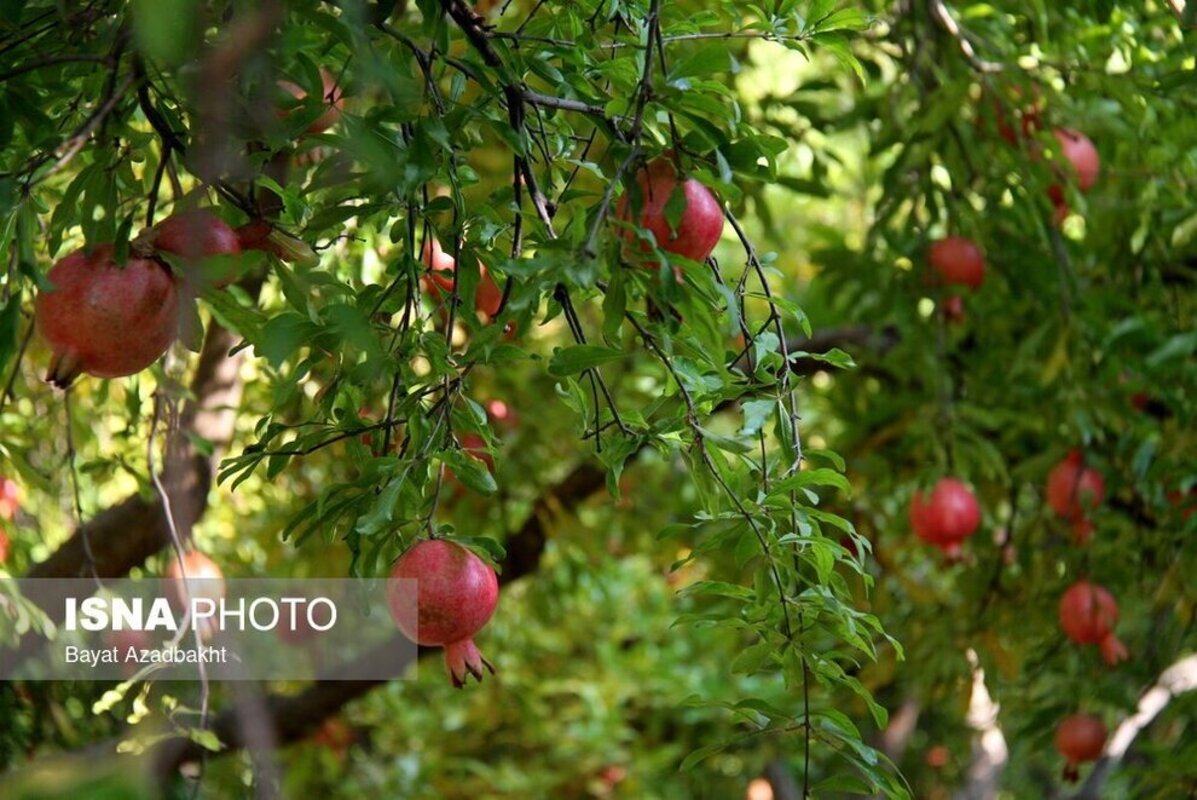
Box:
1046 450 1105 522
421 237 504 320
151 210 240 261
0 528 9 565
163 550 227 610
928 237 986 290
150 210 241 287
1059 580 1128 665
942 294 966 324
909 477 982 558
277 68 344 134
36 244 180 387
0 477 19 521
1054 713 1106 782
387 539 500 688
925 744 951 769
1053 129 1099 192
617 158 723 267
485 399 518 429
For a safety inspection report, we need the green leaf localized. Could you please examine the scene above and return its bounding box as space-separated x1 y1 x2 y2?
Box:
547 344 626 376
443 450 497 495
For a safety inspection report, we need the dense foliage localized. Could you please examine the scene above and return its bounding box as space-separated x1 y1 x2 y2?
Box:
0 0 1194 797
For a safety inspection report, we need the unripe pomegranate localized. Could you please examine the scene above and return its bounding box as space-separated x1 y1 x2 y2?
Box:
277 68 344 134
617 158 723 267
36 244 180 387
0 477 19 520
164 550 227 610
1059 580 1128 665
928 237 986 290
1045 450 1105 522
910 478 982 559
387 539 499 688
1054 713 1106 782
1053 129 1099 192
420 237 504 320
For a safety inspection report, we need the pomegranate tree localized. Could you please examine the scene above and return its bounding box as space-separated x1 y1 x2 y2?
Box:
1045 451 1105 537
928 237 986 290
421 237 504 321
1059 580 1128 665
387 539 499 688
909 477 982 559
277 68 344 134
617 158 723 267
1054 712 1106 782
36 244 180 387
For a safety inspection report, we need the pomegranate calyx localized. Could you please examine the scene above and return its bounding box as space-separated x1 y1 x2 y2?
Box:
444 638 495 689
1100 635 1129 666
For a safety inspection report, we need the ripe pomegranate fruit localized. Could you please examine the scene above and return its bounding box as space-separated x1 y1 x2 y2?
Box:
164 550 227 610
151 210 241 261
387 539 500 688
0 528 9 565
0 477 19 521
149 210 241 287
617 158 723 267
1052 129 1099 192
421 237 504 320
1045 450 1105 522
925 744 951 769
277 68 344 134
1054 713 1106 782
1059 580 1128 665
928 237 986 290
36 244 180 387
909 477 982 559
485 399 518 430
